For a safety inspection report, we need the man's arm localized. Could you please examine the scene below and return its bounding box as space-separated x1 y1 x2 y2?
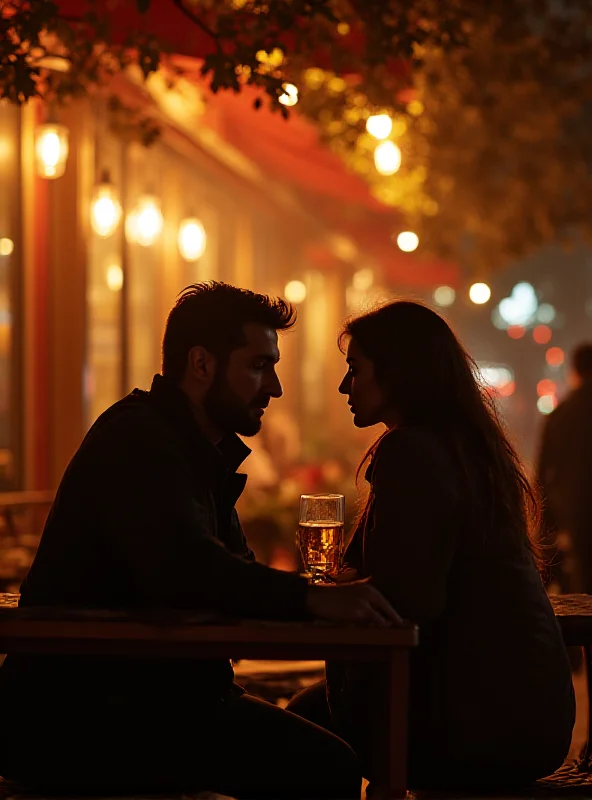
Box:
92 412 308 619
91 409 401 626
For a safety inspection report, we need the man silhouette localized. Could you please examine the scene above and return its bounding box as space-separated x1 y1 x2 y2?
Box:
0 282 399 799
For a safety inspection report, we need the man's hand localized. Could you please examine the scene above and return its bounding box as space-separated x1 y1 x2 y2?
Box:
306 581 403 627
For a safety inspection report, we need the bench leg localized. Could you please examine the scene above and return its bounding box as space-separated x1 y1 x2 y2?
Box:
578 644 592 770
384 649 409 799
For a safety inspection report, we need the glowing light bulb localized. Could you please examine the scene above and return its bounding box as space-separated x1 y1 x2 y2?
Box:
352 268 373 291
90 177 122 238
433 286 455 306
533 325 552 345
126 195 163 246
546 347 565 368
177 218 207 262
366 114 392 140
396 231 419 252
0 238 14 256
469 283 491 305
537 395 557 414
374 141 401 175
35 123 69 179
284 280 307 303
279 84 298 107
105 263 124 292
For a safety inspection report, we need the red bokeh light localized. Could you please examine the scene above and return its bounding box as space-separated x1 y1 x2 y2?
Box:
533 325 552 345
498 381 516 397
546 346 565 367
537 379 557 397
507 326 526 339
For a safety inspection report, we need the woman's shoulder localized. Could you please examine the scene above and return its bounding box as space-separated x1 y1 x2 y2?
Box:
374 425 451 467
369 426 458 494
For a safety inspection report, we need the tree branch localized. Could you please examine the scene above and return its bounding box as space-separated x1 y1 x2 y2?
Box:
170 0 223 54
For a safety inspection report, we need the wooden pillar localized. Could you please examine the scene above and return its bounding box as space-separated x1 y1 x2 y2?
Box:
21 102 51 490
47 101 93 487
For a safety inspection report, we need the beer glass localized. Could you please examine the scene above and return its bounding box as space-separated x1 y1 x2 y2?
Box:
297 493 345 583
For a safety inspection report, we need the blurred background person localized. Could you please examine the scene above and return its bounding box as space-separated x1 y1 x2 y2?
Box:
537 343 592 593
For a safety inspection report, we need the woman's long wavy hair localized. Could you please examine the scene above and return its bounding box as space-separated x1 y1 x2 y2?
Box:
340 300 544 573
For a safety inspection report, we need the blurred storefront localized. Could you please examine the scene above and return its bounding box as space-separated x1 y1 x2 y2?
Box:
0 57 454 499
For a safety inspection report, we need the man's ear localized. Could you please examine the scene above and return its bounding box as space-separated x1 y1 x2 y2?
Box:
187 345 216 384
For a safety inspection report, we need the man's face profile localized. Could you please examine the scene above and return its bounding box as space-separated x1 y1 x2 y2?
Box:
204 323 283 436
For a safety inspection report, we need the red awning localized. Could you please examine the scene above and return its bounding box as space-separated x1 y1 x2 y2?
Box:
57 0 216 58
56 1 458 287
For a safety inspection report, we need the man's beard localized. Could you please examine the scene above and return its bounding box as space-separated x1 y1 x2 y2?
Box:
203 374 265 437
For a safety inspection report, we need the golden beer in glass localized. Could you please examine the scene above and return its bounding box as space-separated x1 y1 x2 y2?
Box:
297 493 345 583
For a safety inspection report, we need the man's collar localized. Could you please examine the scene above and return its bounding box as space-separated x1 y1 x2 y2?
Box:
216 431 252 474
147 374 251 475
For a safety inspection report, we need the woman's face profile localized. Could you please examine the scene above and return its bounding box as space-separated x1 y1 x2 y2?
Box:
339 338 390 428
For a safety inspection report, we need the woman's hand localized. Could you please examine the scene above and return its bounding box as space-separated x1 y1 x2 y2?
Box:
306 581 403 627
328 567 360 584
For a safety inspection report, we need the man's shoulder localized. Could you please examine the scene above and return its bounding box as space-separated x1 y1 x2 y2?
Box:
81 392 176 455
88 391 158 433
546 389 587 429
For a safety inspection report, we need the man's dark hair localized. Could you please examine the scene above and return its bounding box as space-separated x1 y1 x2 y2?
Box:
572 343 592 380
162 282 296 383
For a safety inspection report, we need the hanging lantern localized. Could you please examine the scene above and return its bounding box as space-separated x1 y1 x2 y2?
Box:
90 171 122 238
35 122 69 179
177 218 207 261
126 195 163 246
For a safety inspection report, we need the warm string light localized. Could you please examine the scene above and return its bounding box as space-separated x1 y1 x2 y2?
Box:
366 114 392 140
279 84 299 107
396 231 419 252
374 141 401 175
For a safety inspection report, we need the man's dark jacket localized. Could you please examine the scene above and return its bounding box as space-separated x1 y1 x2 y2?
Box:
0 375 309 706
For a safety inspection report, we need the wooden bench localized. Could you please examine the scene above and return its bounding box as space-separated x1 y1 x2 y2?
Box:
0 594 418 800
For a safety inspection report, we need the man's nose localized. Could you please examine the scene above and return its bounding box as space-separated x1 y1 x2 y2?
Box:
268 370 283 398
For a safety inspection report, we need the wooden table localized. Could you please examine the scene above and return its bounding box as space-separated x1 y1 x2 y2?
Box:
0 596 418 799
